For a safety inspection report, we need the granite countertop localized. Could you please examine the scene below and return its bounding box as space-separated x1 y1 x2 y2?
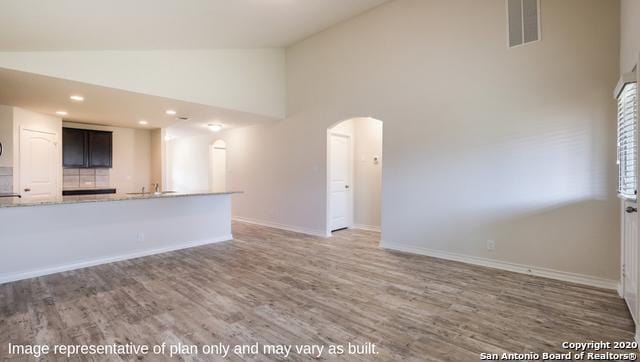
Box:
0 191 243 209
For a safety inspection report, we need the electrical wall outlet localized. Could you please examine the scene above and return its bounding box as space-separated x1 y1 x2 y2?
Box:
487 240 496 251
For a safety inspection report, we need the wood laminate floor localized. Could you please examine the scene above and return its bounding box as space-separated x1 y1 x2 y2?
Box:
0 222 636 361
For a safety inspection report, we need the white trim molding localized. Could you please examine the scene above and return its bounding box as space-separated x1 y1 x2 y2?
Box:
233 216 329 237
352 224 381 232
0 235 232 285
381 241 619 290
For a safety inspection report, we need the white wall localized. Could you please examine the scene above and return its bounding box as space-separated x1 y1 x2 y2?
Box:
63 122 151 194
13 107 62 195
221 0 621 283
621 0 640 74
0 49 286 118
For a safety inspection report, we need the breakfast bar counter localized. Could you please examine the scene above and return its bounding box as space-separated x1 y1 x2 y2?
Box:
0 191 242 284
0 191 241 208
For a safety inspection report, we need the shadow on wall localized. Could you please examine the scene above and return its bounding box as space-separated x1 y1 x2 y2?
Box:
381 118 618 279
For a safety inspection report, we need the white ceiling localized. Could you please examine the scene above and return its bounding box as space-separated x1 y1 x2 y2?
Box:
0 0 389 50
0 68 277 133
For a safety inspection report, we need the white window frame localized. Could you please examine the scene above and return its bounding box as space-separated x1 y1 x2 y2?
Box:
616 72 638 201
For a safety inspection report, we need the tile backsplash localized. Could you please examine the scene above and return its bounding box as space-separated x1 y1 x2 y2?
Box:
0 167 12 194
64 168 111 189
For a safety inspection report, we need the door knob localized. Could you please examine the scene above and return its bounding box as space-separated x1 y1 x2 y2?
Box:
345 185 350 189
626 206 637 213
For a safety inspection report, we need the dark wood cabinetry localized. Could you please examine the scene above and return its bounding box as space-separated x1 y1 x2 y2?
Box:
88 131 113 168
63 128 88 168
63 128 112 168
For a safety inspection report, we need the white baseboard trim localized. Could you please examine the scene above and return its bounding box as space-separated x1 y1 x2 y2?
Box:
352 224 381 232
233 216 328 237
0 234 233 285
618 283 624 298
381 241 619 290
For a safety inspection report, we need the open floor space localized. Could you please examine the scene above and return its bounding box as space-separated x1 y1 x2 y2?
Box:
1 0 640 359
1 223 635 360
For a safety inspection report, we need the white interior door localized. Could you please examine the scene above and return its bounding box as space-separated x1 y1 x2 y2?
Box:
209 142 227 192
330 133 351 231
623 201 638 323
20 128 58 200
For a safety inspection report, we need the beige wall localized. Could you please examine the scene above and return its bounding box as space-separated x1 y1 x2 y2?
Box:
165 135 211 193
0 106 13 168
63 122 151 194
224 0 621 281
353 118 382 229
0 49 286 118
621 0 640 74
150 129 163 189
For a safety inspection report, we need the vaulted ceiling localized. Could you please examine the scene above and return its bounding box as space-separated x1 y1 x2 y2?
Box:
0 0 390 50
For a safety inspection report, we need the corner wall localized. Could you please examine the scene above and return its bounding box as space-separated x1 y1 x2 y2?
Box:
224 0 622 283
621 0 640 74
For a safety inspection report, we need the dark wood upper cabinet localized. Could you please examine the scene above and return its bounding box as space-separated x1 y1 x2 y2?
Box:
63 128 88 168
88 131 113 168
63 128 112 169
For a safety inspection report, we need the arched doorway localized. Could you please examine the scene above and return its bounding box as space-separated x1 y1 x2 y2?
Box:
209 140 227 192
326 117 383 235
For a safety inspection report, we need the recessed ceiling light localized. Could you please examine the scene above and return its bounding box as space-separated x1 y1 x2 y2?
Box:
56 111 68 116
69 95 84 102
208 124 223 132
139 120 148 125
165 110 177 116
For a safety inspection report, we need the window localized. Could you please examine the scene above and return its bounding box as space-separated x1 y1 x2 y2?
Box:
617 80 638 200
507 0 540 48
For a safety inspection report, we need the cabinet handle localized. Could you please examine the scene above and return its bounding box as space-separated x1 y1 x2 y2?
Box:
626 206 637 213
24 188 31 192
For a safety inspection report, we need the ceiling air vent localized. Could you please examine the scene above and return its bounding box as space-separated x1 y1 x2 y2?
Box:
507 0 540 48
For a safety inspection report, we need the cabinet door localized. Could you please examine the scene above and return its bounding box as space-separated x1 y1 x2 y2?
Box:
88 131 113 168
62 128 88 168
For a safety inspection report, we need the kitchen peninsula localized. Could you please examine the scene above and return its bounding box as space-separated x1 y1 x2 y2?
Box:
0 191 240 284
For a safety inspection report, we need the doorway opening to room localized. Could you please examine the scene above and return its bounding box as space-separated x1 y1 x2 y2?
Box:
209 140 227 192
326 117 383 236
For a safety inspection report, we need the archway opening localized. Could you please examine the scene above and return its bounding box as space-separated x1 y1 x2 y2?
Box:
326 117 383 236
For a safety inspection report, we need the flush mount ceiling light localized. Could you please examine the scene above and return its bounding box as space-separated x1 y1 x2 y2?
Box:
165 110 177 116
208 124 223 132
55 111 68 116
139 120 148 125
69 95 84 102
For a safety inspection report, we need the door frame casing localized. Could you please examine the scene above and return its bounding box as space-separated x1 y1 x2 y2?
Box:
326 131 354 236
18 126 60 198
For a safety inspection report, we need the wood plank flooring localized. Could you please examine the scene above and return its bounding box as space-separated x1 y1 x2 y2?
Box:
0 222 636 361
